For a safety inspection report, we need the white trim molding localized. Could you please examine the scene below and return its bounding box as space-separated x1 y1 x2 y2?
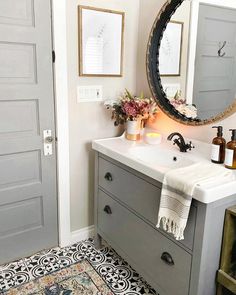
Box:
52 0 71 247
71 226 95 244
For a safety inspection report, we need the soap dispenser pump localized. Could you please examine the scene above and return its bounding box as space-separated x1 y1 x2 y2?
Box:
225 129 236 169
211 126 226 164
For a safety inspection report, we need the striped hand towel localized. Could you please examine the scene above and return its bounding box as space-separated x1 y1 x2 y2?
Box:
157 162 235 240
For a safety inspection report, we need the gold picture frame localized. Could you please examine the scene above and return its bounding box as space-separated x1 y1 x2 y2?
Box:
78 6 125 77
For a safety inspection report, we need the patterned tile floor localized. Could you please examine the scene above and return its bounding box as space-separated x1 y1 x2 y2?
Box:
0 238 158 294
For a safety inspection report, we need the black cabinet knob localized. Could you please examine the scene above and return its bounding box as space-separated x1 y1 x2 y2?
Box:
104 205 112 215
161 252 174 266
104 172 113 182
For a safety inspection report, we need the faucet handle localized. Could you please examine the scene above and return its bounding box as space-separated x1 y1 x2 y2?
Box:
187 141 195 151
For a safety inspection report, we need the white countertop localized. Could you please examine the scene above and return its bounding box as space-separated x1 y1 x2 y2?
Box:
92 134 236 204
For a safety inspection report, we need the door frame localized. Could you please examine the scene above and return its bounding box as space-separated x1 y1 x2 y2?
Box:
52 0 71 247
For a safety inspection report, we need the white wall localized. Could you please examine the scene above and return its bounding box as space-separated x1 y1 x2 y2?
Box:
66 0 140 231
136 0 236 144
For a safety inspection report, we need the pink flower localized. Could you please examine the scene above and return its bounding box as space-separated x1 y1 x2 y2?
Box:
105 90 158 125
122 101 138 117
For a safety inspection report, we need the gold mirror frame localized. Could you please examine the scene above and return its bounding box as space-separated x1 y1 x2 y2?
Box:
146 0 236 126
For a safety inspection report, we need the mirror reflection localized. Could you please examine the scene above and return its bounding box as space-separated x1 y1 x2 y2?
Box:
159 1 236 121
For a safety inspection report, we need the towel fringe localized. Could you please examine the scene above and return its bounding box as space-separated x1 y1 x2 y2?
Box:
157 216 185 240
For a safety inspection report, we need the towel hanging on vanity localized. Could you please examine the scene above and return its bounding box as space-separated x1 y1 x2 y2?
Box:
157 162 235 240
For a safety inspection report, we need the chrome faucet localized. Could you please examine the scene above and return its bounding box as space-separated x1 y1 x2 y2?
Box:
167 132 194 152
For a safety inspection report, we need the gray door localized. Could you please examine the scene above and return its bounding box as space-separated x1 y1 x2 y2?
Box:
0 0 58 264
193 4 236 120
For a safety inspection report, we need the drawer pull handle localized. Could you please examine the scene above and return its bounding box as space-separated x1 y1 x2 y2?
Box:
104 172 113 182
161 252 174 266
104 205 112 215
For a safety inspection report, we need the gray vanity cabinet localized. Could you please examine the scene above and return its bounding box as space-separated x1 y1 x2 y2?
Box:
94 152 236 295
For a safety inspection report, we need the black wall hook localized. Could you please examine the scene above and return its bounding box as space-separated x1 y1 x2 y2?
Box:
218 41 226 57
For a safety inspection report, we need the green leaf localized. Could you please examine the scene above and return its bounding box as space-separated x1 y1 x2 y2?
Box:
125 88 133 100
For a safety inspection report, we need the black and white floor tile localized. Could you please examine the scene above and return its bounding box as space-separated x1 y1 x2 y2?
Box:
0 238 158 294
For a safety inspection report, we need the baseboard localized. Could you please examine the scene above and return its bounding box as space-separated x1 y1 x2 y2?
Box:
70 225 95 244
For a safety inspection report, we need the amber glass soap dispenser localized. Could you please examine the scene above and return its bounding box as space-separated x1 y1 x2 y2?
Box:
211 126 226 164
225 129 236 169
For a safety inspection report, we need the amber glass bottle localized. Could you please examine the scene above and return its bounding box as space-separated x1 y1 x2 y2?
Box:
225 129 236 169
211 126 226 164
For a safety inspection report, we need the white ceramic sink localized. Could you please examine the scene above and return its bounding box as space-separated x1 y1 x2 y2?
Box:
129 146 195 171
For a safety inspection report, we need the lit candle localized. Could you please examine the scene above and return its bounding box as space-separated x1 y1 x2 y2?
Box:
145 132 162 145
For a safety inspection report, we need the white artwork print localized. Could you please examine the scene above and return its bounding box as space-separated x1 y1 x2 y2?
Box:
159 22 183 76
81 8 123 75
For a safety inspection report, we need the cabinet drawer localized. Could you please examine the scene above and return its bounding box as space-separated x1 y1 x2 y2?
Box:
99 156 160 224
98 156 196 251
98 190 191 295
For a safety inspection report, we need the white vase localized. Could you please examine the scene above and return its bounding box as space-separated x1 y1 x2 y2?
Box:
125 120 141 141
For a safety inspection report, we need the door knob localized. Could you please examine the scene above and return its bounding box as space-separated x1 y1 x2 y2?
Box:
45 136 54 143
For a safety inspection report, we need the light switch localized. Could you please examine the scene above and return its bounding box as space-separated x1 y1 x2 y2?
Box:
77 85 103 102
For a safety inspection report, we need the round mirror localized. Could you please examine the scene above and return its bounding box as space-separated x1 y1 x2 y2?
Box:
147 0 236 125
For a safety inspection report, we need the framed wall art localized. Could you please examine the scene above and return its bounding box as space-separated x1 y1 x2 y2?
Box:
159 21 183 76
78 6 125 77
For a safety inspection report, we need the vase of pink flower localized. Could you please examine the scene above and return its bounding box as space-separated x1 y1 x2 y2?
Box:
125 119 142 141
105 89 158 141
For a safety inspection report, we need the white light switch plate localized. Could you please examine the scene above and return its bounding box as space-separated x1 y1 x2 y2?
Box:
77 85 103 102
